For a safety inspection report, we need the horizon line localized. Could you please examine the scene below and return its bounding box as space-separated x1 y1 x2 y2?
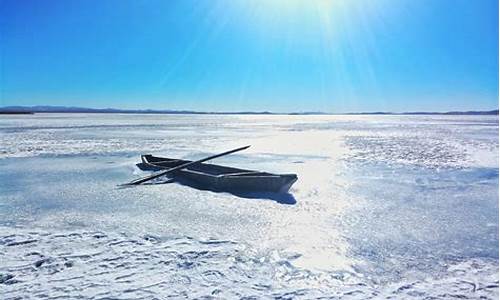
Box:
0 105 498 116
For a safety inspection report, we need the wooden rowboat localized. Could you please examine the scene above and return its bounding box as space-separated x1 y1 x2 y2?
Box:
136 154 298 193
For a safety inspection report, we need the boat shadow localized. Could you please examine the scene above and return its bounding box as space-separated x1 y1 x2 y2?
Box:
174 178 297 205
227 191 297 205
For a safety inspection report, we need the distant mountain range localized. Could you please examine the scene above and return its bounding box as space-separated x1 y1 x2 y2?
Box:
350 110 499 115
0 105 498 115
0 105 274 115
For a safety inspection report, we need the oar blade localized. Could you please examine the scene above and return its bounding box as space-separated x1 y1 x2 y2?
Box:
122 170 169 186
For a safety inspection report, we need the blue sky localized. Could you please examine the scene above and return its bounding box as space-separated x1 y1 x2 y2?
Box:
1 0 498 112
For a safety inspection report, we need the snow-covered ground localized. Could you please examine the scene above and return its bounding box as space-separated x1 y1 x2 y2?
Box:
0 113 498 299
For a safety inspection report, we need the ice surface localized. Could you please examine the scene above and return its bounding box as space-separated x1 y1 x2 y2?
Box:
1 228 497 299
0 113 498 298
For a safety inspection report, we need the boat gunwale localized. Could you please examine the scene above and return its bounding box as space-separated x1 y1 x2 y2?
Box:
141 154 296 178
179 168 288 179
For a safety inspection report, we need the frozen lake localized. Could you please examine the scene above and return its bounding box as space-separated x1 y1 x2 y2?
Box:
0 113 498 299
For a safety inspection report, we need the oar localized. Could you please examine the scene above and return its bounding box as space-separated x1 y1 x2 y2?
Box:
122 145 250 186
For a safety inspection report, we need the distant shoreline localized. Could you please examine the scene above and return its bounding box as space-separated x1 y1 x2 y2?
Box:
0 106 498 116
0 111 35 115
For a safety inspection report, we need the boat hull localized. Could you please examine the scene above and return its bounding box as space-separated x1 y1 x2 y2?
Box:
136 155 297 193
